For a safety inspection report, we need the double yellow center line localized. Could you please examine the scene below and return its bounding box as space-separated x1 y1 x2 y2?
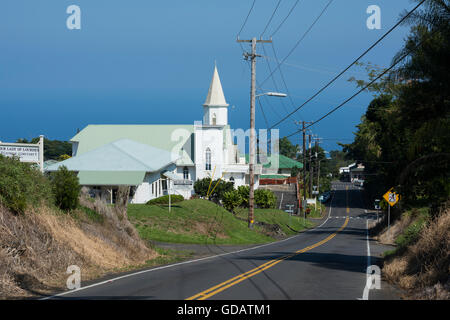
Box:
187 216 350 300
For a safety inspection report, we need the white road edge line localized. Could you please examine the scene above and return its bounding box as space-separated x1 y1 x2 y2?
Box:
41 187 338 300
362 218 371 300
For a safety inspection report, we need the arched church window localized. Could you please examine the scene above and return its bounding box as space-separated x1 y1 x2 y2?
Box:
183 166 189 180
229 176 235 184
205 148 212 171
212 113 217 125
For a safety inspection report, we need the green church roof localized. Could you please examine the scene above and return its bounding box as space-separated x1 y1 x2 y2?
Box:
245 154 303 169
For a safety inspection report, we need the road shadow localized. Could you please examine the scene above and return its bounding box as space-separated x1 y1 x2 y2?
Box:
236 251 369 274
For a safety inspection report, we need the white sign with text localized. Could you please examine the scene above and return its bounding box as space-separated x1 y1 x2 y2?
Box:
0 145 40 162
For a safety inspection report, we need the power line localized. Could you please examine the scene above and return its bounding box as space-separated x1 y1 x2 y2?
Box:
269 42 299 111
258 1 300 117
256 97 270 128
260 42 291 114
260 0 335 88
268 0 426 130
259 1 299 118
283 49 415 138
269 0 302 38
237 0 256 37
236 0 280 126
260 0 282 38
238 40 284 125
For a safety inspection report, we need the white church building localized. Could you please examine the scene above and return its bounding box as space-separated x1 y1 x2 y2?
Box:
47 65 262 203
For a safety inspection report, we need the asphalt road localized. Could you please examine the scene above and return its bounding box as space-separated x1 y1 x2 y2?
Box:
44 182 400 300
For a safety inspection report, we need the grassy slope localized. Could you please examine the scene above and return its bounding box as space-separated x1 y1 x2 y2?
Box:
381 207 430 257
378 206 449 299
234 207 313 235
128 199 312 245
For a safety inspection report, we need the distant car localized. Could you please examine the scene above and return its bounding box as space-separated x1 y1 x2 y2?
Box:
374 199 381 210
353 179 364 187
319 192 331 203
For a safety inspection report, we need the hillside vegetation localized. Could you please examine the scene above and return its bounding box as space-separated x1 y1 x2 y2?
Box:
0 155 157 298
128 199 313 245
342 0 450 214
374 204 449 299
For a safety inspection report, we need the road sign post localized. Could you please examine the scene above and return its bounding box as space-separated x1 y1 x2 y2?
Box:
286 204 294 226
383 188 400 232
388 205 390 231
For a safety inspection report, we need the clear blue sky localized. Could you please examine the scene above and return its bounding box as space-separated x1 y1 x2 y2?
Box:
0 0 415 152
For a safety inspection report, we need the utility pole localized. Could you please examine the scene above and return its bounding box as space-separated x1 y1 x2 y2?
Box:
309 133 313 198
312 136 323 194
237 37 272 229
302 122 307 219
294 120 312 218
315 138 320 198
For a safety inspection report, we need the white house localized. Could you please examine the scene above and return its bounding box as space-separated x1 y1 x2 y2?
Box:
47 65 262 203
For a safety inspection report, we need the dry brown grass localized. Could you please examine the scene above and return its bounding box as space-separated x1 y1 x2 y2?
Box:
383 205 450 299
376 214 414 245
0 194 157 299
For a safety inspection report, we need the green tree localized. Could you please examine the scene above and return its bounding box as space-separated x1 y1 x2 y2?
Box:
193 177 211 197
291 166 300 178
222 190 243 214
278 137 299 159
57 154 71 161
0 155 52 214
254 189 276 209
237 185 249 207
193 177 234 202
343 0 450 212
50 166 80 211
19 137 72 161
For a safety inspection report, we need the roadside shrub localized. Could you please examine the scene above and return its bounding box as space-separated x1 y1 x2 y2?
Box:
194 177 233 202
49 166 80 211
254 189 276 209
193 177 211 197
211 180 234 201
222 190 242 214
395 212 430 250
237 186 249 207
0 155 52 214
146 194 184 205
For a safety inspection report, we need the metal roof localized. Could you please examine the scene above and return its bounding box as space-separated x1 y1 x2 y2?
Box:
46 139 180 172
77 171 146 186
71 124 195 166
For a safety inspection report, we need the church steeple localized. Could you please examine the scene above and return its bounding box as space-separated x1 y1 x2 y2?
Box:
204 64 229 107
203 64 229 126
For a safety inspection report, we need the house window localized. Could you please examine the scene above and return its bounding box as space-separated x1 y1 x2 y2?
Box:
205 148 212 171
183 166 189 180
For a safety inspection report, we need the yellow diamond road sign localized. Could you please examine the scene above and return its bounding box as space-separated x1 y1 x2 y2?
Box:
383 188 399 207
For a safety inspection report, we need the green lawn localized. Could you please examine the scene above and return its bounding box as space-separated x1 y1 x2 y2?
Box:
128 199 312 245
234 207 313 235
